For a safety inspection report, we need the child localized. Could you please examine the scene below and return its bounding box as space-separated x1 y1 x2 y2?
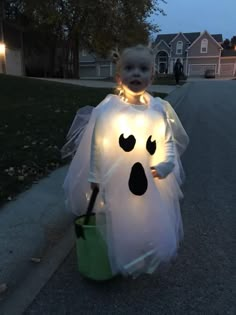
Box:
63 45 189 278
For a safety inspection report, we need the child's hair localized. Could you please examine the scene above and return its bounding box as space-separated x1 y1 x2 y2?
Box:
111 44 155 98
112 44 155 76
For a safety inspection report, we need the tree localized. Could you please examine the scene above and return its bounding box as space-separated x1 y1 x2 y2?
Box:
222 38 231 49
4 0 167 77
231 36 236 49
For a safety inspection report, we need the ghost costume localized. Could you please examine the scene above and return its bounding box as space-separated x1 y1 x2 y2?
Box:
63 93 189 277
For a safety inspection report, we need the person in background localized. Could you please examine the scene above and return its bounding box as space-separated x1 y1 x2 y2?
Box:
173 58 183 85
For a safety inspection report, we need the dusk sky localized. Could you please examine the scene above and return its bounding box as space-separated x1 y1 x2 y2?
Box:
151 0 235 40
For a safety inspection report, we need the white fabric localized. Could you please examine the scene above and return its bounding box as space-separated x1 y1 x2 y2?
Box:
61 105 94 159
157 97 189 156
89 94 175 183
63 93 188 277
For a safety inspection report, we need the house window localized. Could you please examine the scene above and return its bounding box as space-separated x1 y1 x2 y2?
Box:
176 41 183 55
201 39 208 53
82 49 87 56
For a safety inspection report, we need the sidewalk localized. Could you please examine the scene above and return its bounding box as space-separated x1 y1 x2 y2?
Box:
35 78 177 94
0 78 178 315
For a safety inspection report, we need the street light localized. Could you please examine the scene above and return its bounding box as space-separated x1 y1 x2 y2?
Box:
0 41 6 73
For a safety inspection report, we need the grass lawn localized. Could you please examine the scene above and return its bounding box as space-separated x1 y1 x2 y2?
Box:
0 74 167 207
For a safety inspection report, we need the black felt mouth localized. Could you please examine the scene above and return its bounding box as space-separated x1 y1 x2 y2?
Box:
128 162 148 196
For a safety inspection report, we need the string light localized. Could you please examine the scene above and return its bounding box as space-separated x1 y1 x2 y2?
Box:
117 85 148 105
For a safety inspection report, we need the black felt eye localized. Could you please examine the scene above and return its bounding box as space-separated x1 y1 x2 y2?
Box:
146 135 156 155
119 134 136 152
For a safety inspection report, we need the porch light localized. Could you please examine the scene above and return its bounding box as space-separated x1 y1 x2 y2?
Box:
0 43 6 55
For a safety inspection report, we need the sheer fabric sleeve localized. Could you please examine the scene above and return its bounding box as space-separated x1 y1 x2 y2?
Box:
153 114 175 178
88 118 102 184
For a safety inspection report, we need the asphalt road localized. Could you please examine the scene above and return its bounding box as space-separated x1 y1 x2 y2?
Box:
24 81 236 315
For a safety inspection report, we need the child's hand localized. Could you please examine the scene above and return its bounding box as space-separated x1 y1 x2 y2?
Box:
151 161 175 179
151 167 164 179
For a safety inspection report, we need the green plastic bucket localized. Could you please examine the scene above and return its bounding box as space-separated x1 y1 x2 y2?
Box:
74 215 114 281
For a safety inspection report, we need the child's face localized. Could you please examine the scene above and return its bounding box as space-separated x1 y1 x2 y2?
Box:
117 50 153 95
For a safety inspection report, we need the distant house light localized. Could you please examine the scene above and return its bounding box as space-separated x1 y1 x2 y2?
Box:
0 43 6 55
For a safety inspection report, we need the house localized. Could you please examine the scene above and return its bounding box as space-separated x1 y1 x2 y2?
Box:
79 49 115 78
0 45 23 76
154 30 236 77
0 22 24 76
79 31 236 78
220 49 236 77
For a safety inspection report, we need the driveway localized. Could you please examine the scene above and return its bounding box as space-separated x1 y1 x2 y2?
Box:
22 80 236 315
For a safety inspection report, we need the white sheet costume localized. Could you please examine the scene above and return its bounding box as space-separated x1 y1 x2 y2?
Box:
63 93 189 277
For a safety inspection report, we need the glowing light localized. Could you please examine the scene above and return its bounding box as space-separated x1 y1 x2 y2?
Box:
118 85 148 105
117 115 131 136
140 94 146 104
135 116 146 127
137 138 146 149
103 137 109 147
0 43 6 55
155 120 166 136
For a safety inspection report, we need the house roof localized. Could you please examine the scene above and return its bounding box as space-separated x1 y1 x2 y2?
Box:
155 39 171 50
169 32 190 43
86 51 112 62
187 31 223 50
155 32 223 46
211 34 223 43
96 56 112 62
80 52 112 63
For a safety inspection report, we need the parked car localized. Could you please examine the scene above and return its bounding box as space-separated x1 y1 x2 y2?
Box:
204 69 215 78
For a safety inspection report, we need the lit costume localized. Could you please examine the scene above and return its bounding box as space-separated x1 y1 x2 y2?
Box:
63 93 189 277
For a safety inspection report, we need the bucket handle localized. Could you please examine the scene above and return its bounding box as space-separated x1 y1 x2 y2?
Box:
84 186 99 225
75 186 99 239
